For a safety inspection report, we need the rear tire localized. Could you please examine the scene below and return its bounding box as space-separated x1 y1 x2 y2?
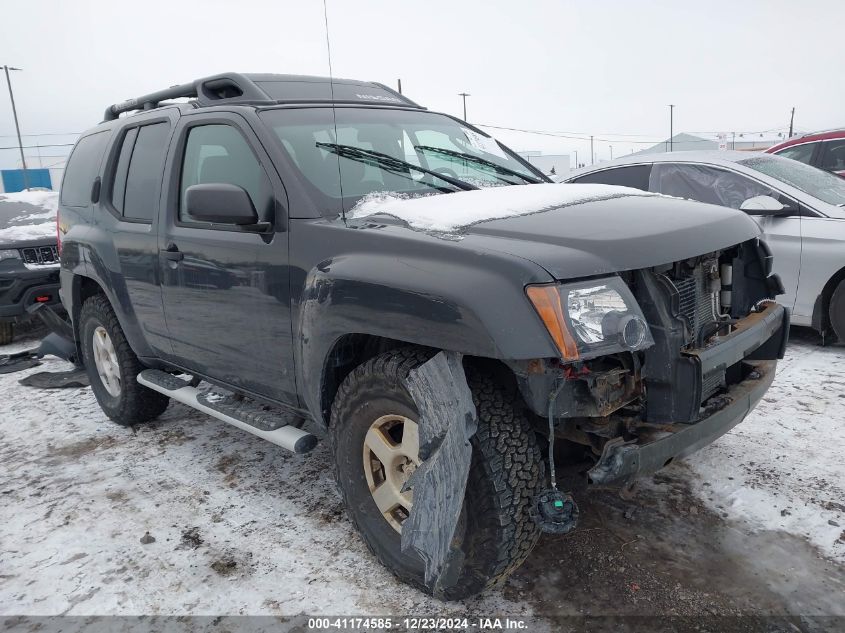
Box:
330 348 543 600
79 294 169 425
830 280 845 343
0 322 13 346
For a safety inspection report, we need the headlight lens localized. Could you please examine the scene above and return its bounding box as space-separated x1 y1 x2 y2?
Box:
0 249 21 262
527 277 653 361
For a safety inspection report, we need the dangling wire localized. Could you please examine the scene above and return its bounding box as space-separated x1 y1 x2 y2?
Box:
547 377 567 490
322 0 345 222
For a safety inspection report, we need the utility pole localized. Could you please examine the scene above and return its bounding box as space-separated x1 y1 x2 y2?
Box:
573 150 578 170
732 131 736 150
590 135 594 165
668 104 675 152
3 65 29 191
609 145 613 160
397 78 402 94
788 107 795 137
458 92 470 120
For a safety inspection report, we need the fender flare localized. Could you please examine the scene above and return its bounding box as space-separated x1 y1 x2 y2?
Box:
293 251 558 425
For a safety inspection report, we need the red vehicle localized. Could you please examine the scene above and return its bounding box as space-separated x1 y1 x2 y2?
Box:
766 129 845 178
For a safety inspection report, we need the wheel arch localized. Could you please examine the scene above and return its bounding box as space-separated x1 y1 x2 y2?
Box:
318 333 528 431
811 264 845 336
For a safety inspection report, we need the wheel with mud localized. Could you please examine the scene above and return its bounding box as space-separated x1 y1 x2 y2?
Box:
330 348 543 600
829 280 845 343
79 294 169 425
0 322 13 346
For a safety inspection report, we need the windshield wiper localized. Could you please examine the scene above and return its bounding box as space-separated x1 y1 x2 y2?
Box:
413 145 543 185
316 143 478 192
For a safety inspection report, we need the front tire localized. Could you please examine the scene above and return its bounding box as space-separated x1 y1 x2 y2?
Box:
79 294 169 425
829 280 845 343
330 348 543 600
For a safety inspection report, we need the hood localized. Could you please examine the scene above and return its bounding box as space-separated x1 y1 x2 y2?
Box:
351 185 762 280
461 195 761 279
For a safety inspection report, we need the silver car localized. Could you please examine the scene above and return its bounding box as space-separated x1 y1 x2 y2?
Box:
565 151 845 341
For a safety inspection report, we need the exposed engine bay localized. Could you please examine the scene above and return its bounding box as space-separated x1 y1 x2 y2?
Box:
513 237 788 471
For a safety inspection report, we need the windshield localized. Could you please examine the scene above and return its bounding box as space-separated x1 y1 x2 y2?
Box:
259 107 544 214
739 155 845 207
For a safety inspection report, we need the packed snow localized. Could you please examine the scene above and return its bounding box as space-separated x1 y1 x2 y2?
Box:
0 190 59 243
349 183 659 233
0 330 842 619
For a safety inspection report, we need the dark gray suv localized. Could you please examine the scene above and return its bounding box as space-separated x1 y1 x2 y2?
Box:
59 72 788 599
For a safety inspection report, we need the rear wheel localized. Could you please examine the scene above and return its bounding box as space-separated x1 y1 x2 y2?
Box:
830 280 845 343
330 348 543 600
0 322 13 346
79 294 169 425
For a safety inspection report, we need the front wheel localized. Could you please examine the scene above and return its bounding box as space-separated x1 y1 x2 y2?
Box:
79 294 169 425
330 348 543 600
829 280 845 343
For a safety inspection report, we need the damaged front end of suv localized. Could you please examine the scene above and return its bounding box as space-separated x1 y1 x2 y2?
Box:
514 237 787 491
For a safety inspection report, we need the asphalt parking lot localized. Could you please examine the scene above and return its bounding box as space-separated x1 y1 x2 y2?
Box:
1 326 843 630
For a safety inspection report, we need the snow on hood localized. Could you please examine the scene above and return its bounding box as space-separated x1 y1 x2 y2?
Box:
0 190 59 243
349 183 660 233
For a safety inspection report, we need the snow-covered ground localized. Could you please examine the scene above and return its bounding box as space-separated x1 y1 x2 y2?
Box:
0 191 59 242
0 329 843 621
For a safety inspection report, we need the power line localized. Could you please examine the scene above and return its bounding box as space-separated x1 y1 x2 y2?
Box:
0 142 74 150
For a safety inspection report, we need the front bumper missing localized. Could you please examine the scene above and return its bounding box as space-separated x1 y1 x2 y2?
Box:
587 359 776 487
586 302 788 487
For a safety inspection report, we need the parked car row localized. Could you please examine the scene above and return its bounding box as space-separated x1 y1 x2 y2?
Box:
567 150 845 342
766 128 845 178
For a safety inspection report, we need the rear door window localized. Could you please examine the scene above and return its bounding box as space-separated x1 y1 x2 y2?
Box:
648 163 778 209
775 143 817 165
820 140 845 173
570 165 651 191
61 131 110 207
123 123 171 222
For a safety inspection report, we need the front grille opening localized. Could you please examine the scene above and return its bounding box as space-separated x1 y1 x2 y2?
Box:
19 246 59 267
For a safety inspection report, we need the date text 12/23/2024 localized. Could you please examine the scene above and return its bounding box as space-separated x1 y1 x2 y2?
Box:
307 617 528 630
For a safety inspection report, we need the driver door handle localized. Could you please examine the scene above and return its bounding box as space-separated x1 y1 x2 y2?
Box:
161 243 183 261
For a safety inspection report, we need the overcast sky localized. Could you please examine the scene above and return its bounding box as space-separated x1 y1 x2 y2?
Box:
1 0 842 170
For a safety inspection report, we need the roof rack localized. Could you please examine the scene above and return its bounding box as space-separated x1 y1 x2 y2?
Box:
104 72 424 121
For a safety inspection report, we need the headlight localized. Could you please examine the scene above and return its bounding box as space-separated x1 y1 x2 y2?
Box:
0 249 21 262
526 277 653 361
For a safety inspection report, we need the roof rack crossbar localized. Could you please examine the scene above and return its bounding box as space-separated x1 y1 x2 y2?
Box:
104 82 197 121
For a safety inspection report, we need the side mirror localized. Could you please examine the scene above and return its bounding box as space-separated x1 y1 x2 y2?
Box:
185 183 259 225
739 195 792 216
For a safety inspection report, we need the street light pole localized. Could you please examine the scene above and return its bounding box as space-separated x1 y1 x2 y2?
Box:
610 144 613 160
590 135 594 165
668 104 675 152
3 65 29 191
458 92 471 120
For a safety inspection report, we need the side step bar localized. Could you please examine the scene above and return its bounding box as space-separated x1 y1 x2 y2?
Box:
137 369 317 454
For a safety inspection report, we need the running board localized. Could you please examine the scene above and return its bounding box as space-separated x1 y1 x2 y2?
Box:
137 369 317 454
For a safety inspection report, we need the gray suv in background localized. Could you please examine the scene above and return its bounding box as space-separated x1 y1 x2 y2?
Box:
567 151 845 341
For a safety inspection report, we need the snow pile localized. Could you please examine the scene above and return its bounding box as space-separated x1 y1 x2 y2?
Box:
684 339 845 562
349 183 659 233
0 190 59 243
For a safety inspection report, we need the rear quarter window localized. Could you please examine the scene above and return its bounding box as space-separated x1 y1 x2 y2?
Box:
570 164 652 191
60 131 110 207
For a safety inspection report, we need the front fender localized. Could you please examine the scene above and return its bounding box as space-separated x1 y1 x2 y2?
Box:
294 250 558 424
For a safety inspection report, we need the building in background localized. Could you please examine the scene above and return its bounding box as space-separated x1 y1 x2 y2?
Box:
518 151 570 176
632 132 782 156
